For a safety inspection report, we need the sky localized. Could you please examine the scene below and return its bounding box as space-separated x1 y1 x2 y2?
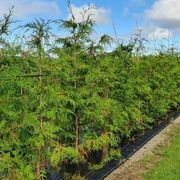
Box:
0 0 180 49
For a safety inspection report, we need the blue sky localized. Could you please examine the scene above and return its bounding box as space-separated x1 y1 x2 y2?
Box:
0 0 180 48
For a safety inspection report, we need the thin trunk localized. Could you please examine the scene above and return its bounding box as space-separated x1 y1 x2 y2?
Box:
36 148 47 178
74 74 78 149
36 164 40 178
137 55 140 64
20 77 23 95
101 92 109 162
39 47 43 129
39 64 43 129
101 146 108 162
37 48 43 178
75 114 79 149
20 55 24 95
72 29 79 150
101 132 108 162
36 149 41 178
137 50 140 64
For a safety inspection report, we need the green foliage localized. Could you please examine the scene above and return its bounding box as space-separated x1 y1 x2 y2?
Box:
51 147 82 167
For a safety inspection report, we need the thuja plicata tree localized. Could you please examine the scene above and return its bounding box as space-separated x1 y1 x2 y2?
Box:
0 2 179 179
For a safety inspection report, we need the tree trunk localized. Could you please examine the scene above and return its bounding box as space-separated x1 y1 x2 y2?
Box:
36 149 41 179
101 146 108 162
75 114 79 149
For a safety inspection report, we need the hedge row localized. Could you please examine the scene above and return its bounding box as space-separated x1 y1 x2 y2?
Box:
0 9 179 179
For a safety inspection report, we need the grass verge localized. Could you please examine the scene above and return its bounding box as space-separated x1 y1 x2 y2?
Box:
142 124 180 180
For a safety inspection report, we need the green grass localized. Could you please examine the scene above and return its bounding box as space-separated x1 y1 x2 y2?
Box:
143 126 180 180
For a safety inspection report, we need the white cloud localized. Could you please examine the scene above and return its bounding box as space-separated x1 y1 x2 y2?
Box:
148 27 172 40
0 0 60 18
68 4 111 24
145 0 180 31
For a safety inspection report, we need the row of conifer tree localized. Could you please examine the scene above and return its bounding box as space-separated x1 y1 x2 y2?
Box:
0 5 179 179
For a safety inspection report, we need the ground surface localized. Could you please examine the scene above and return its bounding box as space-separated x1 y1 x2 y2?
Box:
106 116 180 180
